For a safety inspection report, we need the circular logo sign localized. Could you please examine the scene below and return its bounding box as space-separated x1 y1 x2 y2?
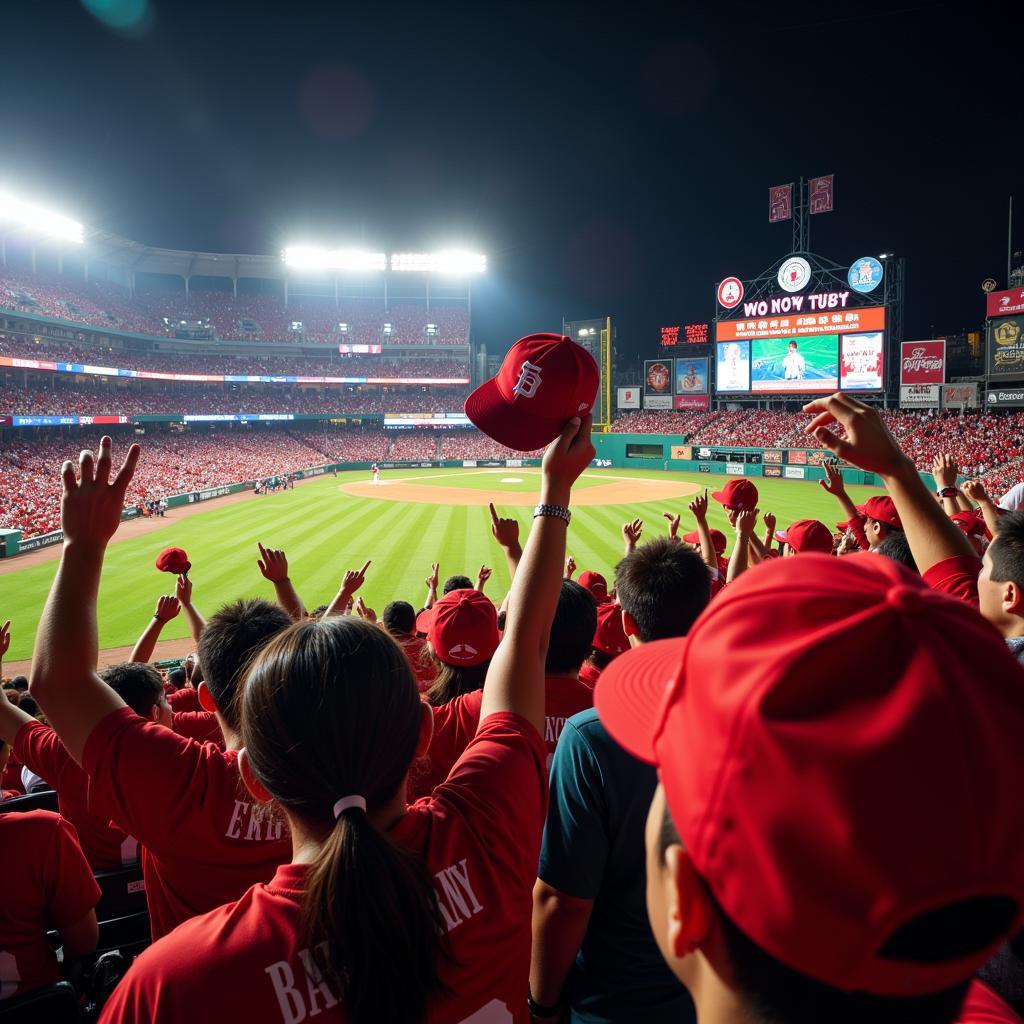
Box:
717 277 744 309
848 256 884 294
777 256 811 293
646 361 671 394
982 278 997 293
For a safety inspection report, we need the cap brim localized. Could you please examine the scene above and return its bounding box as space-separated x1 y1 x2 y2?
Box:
775 531 788 544
594 637 687 764
464 378 566 453
710 491 726 504
415 607 437 635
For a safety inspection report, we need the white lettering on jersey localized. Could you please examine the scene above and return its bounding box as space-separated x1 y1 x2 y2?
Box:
544 716 567 745
226 799 286 842
434 858 484 932
512 360 543 399
265 943 340 1024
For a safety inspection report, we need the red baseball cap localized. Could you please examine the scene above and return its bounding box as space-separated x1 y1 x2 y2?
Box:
682 529 727 555
595 553 1024 996
951 510 992 540
577 570 610 603
863 495 902 530
774 518 834 554
464 334 600 452
592 601 629 658
711 478 758 510
155 546 190 575
415 589 499 667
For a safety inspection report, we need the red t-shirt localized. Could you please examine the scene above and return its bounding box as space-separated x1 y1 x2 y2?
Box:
1 753 24 796
172 711 224 748
99 713 547 1024
399 634 436 690
0 811 100 1000
578 661 601 689
922 554 982 606
81 707 291 940
957 980 1023 1023
409 676 594 799
167 688 201 712
14 720 138 872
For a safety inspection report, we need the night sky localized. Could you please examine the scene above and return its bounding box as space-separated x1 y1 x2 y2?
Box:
1 0 1021 358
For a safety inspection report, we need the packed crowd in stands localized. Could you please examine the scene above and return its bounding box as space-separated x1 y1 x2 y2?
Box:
439 431 543 460
0 334 469 379
3 393 1024 1024
0 267 470 345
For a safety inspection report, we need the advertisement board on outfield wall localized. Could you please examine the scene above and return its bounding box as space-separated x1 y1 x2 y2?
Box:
674 394 710 410
763 450 784 464
764 466 782 477
670 445 693 460
726 462 744 475
900 341 946 385
987 288 1024 318
643 360 673 410
788 450 807 465
987 388 1024 408
901 384 941 408
988 317 1024 378
941 383 979 409
617 387 640 409
783 466 806 479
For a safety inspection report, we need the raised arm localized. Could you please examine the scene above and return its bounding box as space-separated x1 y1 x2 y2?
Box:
963 479 1002 538
323 560 371 619
476 564 492 594
489 504 523 579
481 416 594 732
805 395 975 575
621 518 643 556
257 542 306 620
423 562 440 610
933 455 968 515
727 508 757 583
0 621 37 746
819 461 859 521
129 594 180 664
687 490 716 570
563 555 576 580
175 574 206 643
662 511 682 540
757 511 777 563
29 437 137 763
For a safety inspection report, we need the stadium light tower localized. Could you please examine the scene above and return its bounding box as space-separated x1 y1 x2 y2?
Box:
0 190 84 243
282 247 386 271
390 251 486 274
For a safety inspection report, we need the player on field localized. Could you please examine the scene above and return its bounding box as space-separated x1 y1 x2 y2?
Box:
782 340 806 381
371 462 380 485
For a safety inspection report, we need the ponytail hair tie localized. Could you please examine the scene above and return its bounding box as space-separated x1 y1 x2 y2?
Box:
333 795 367 819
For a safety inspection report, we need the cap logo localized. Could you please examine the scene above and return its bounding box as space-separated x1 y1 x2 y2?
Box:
512 360 543 400
447 643 479 661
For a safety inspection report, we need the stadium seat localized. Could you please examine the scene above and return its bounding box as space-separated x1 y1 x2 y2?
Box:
95 911 152 959
0 789 58 814
0 981 81 1023
93 864 147 921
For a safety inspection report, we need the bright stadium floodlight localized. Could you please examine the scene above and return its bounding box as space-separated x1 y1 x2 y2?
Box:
0 190 84 243
390 250 487 274
282 246 386 271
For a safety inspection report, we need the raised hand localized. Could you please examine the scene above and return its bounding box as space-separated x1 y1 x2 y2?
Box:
0 620 9 660
735 508 758 536
663 511 682 538
175 573 193 607
837 528 860 555
762 511 777 537
622 519 644 548
962 479 991 505
688 489 709 522
541 414 596 504
354 597 377 624
932 453 959 490
477 565 493 591
819 461 845 496
340 560 371 597
256 542 290 583
154 595 180 623
60 435 141 547
489 504 521 550
803 395 908 477
425 562 440 590
564 555 577 579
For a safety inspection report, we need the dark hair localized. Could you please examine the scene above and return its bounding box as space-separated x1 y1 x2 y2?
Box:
988 511 1024 586
167 667 186 688
587 647 614 671
615 539 711 642
424 652 489 707
10 675 28 692
545 580 598 675
309 604 330 618
442 576 473 595
496 609 507 632
242 616 446 1024
876 531 919 574
16 694 39 718
383 601 416 637
659 803 1004 1024
101 662 165 717
198 599 291 730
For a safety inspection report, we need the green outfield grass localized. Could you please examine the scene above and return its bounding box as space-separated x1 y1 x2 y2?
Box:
0 467 884 662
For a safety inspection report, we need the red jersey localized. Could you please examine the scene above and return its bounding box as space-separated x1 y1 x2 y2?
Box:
14 720 138 871
957 980 1022 1023
1 752 24 796
398 634 436 690
172 711 224 748
81 707 291 939
100 713 547 1024
409 676 594 799
922 554 981 606
0 811 99 1000
167 687 201 712
578 661 602 689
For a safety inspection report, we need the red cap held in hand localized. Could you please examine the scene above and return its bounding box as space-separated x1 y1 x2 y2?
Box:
416 589 499 668
155 547 190 576
464 334 600 452
595 554 1024 996
775 518 834 554
682 529 727 555
592 601 629 658
951 510 991 540
577 570 610 603
710 478 758 511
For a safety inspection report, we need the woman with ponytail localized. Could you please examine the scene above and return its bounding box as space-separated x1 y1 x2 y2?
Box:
100 414 597 1024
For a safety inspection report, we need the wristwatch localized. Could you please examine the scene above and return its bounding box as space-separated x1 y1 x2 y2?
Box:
527 992 562 1020
534 503 571 525
937 486 959 498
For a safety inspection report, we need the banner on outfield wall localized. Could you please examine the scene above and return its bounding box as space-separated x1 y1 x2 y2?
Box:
987 388 1024 408
901 384 941 408
617 387 640 409
726 462 745 476
784 466 806 479
674 394 710 410
463 461 477 467
670 445 693 460
764 466 783 477
941 383 979 409
506 460 523 468
987 288 1024 318
643 360 673 409
987 317 1024 378
763 450 784 464
900 341 946 385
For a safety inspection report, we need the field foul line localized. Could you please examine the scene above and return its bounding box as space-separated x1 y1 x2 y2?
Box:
368 468 685 487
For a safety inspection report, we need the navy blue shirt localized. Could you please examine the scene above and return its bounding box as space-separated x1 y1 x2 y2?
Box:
538 708 695 1024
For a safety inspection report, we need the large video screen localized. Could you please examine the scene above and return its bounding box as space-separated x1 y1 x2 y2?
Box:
839 332 885 391
716 341 750 392
750 336 839 393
